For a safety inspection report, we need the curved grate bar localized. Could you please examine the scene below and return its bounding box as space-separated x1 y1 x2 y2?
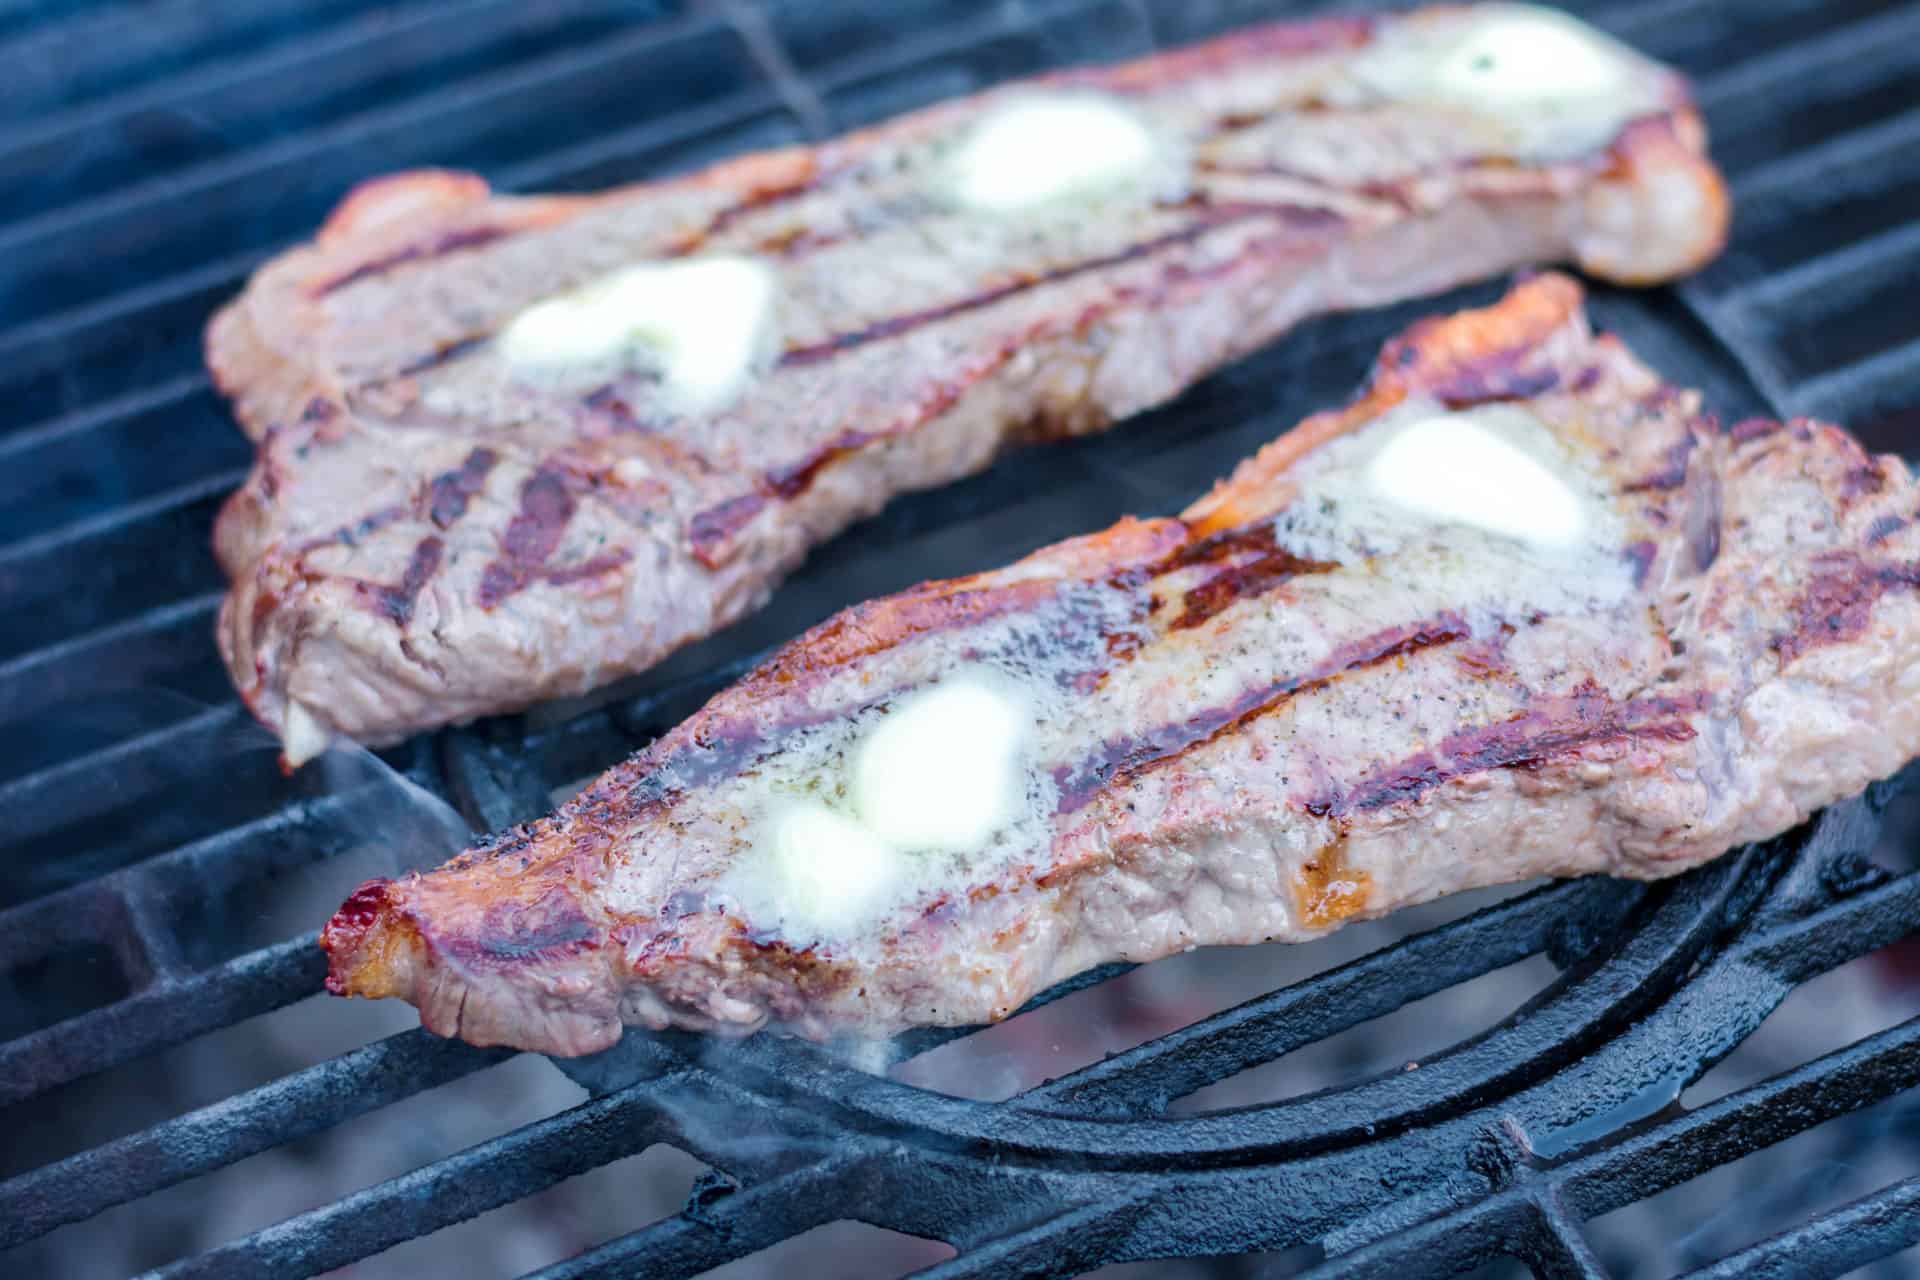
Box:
0 2 1916 1278
1029 877 1642 1116
688 852 1756 1166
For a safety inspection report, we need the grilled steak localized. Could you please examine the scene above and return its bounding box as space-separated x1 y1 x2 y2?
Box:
322 274 1920 1054
211 5 1728 765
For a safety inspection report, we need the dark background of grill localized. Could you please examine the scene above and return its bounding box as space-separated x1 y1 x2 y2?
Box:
0 0 1917 1276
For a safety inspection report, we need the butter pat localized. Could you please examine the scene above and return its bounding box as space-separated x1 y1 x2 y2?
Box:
1350 6 1649 158
946 92 1166 214
853 676 1029 852
1429 6 1635 109
500 256 778 412
1365 408 1585 548
763 802 903 936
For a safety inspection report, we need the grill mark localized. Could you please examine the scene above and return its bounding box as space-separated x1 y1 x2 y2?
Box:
688 324 1042 557
396 336 486 378
688 493 769 567
451 891 601 966
1867 515 1907 546
1056 614 1470 813
676 170 827 254
542 548 634 589
766 429 878 499
478 466 577 609
1311 685 1707 819
1730 418 1783 445
1625 539 1657 588
1430 361 1560 409
1771 555 1920 666
778 210 1268 367
296 503 410 553
1623 434 1697 493
312 226 513 298
360 535 444 626
1193 159 1417 214
1170 544 1334 629
752 578 1062 695
428 448 500 529
1840 461 1889 501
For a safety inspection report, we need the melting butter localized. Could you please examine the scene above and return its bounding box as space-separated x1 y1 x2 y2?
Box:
763 802 904 936
1274 399 1633 621
499 255 777 412
1347 5 1652 159
1365 410 1586 548
853 675 1029 852
944 92 1171 214
718 666 1049 943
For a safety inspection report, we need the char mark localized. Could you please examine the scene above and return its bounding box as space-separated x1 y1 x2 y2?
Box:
1771 554 1920 666
1163 523 1337 630
428 447 501 529
312 226 512 298
1623 434 1698 493
778 210 1270 367
1057 613 1470 812
1624 540 1657 587
1729 418 1784 444
1867 515 1908 546
478 466 578 608
396 335 487 378
1313 684 1707 819
362 536 445 625
677 172 827 254
688 493 770 567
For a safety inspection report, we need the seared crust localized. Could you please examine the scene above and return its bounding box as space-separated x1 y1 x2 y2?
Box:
324 275 1920 1054
208 7 1728 765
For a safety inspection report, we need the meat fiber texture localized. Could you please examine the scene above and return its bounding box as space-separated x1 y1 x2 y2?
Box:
322 274 1920 1055
208 4 1728 765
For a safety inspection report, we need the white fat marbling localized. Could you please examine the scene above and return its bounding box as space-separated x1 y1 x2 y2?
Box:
282 700 331 767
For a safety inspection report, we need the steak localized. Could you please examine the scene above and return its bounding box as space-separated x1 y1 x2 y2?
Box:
209 5 1728 765
322 274 1920 1054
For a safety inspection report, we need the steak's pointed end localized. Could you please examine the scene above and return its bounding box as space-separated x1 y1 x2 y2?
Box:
321 874 626 1057
320 878 415 1000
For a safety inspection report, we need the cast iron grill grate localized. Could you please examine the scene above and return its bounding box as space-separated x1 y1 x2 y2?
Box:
1 0 1918 1276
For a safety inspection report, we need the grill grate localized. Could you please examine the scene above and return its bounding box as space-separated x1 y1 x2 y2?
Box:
2 1 1919 1276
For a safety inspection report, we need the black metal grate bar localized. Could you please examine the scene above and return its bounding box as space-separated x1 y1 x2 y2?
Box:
1675 1175 1920 1280
1517 1194 1607 1280
150 1073 702 1280
0 936 322 1110
1030 879 1640 1116
0 1029 510 1246
0 2 1917 1277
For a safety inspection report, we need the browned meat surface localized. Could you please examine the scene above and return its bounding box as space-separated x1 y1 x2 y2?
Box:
322 275 1920 1055
209 5 1728 764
